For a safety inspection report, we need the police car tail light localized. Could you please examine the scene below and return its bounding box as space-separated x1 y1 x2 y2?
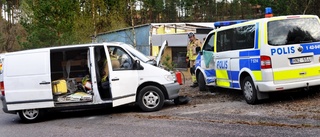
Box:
260 55 272 69
0 81 4 96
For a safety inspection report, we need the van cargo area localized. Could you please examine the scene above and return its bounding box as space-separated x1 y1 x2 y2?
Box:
50 48 96 104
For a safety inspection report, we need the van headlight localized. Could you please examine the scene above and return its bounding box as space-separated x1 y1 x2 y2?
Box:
164 72 176 81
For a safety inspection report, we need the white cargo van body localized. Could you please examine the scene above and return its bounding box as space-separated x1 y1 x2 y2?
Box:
1 42 180 122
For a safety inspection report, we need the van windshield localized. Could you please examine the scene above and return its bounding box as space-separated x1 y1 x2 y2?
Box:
120 43 153 63
268 17 320 46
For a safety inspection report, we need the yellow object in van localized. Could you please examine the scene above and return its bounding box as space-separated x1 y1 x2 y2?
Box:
52 80 68 95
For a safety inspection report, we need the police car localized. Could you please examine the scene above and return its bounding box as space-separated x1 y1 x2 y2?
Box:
195 11 320 104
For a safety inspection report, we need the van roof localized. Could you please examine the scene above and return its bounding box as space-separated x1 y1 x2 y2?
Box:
4 42 130 55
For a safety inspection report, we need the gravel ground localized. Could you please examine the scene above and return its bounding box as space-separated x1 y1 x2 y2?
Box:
178 77 320 121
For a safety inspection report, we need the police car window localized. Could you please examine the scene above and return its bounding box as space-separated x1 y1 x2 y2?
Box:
234 25 255 50
217 25 255 52
217 30 232 52
268 18 320 46
203 33 214 51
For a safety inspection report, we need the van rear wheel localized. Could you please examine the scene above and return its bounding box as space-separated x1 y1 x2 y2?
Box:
18 109 44 123
137 86 164 112
241 76 258 104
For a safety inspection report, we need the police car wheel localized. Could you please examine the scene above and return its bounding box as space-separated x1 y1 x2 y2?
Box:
198 72 207 91
18 109 45 123
137 86 164 112
241 76 258 104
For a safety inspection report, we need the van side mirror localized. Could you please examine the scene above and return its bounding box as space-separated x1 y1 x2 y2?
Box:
133 60 144 70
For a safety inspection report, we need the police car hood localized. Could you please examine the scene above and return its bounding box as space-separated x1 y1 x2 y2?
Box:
156 40 168 67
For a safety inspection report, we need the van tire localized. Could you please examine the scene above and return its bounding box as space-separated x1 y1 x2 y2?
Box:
18 109 45 123
137 86 164 112
241 76 258 104
198 72 207 91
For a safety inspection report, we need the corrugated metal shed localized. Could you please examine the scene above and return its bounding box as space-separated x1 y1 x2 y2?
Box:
96 22 214 56
151 33 208 47
96 24 151 55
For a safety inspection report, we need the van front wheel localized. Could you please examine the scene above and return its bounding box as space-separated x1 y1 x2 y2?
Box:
18 109 44 123
241 76 258 104
137 86 164 112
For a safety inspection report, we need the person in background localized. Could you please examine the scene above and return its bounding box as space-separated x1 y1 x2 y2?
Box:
186 32 202 87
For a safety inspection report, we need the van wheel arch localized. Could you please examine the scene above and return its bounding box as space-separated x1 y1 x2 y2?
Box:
137 85 165 112
18 109 45 123
137 82 168 99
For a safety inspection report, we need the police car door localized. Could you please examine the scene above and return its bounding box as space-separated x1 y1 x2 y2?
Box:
199 33 216 85
266 17 320 84
215 30 232 88
105 45 138 107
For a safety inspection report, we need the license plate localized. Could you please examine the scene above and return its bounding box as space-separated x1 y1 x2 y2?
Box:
290 57 312 64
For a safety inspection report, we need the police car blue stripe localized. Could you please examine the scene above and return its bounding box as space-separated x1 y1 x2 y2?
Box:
301 43 320 55
195 54 202 67
239 50 260 57
204 69 215 83
231 82 240 88
230 71 239 81
239 58 261 71
255 23 259 49
204 69 215 77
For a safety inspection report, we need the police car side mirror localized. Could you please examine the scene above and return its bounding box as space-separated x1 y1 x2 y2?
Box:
133 60 144 70
196 47 201 54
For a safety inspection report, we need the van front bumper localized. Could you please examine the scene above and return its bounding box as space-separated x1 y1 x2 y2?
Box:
0 96 15 114
256 79 320 92
163 83 180 99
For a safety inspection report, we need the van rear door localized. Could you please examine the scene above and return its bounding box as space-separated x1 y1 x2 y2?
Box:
267 16 320 84
4 49 54 111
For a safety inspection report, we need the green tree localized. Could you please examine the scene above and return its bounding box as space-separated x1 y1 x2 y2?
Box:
0 0 24 52
20 0 78 49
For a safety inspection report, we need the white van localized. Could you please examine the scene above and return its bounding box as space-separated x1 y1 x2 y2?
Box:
0 42 180 122
195 15 320 104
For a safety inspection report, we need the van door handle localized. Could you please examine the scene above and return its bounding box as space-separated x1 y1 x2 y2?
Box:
39 81 51 85
111 78 119 81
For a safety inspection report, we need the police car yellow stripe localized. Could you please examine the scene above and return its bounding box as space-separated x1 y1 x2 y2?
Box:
258 23 261 49
214 32 217 52
264 23 268 45
216 69 230 87
253 71 262 81
273 66 320 81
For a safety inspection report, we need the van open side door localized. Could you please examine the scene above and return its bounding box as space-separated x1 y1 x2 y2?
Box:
105 45 139 107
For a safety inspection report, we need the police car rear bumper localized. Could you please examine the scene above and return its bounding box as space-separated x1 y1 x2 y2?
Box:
163 83 180 99
256 79 320 92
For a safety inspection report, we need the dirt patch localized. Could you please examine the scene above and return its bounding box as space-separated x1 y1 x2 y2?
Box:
178 77 320 120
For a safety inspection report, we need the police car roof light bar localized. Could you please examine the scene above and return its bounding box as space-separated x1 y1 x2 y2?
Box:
265 7 273 18
214 20 248 28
